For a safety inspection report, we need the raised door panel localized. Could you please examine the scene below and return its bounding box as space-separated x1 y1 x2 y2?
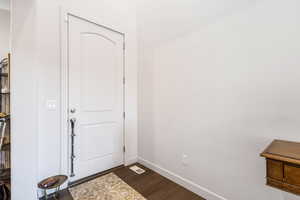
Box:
267 159 283 181
80 32 117 112
284 164 300 187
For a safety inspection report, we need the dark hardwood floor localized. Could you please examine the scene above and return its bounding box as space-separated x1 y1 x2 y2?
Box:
49 163 205 200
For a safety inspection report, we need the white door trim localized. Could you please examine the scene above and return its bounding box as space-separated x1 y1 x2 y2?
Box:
60 8 126 183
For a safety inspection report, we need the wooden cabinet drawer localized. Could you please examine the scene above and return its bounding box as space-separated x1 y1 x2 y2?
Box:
283 182 300 195
267 178 300 195
267 159 283 181
267 177 283 188
284 163 300 187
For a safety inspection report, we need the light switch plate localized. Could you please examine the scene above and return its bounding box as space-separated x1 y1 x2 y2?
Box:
182 154 188 166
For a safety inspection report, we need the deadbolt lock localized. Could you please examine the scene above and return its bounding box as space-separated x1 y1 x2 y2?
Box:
70 108 76 113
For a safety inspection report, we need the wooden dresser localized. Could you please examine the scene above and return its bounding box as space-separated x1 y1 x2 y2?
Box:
261 140 300 195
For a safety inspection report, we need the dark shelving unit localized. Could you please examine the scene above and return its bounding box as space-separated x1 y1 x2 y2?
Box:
0 54 11 195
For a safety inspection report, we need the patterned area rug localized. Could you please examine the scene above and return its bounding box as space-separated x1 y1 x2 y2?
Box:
69 173 146 200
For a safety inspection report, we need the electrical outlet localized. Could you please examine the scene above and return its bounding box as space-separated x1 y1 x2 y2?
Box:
182 154 188 166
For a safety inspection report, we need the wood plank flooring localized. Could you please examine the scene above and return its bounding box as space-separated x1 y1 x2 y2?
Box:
48 163 205 200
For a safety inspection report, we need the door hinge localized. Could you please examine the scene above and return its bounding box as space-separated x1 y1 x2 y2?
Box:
123 112 125 119
123 146 126 153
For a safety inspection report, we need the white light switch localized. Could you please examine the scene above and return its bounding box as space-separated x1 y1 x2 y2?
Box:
46 100 57 111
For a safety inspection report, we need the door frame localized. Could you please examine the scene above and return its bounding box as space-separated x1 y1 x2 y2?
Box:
60 9 126 183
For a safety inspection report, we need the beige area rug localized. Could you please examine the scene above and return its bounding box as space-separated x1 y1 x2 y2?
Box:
69 173 147 200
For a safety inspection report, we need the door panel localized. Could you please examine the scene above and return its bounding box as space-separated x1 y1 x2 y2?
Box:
80 32 117 112
267 159 283 181
68 15 124 181
284 164 300 187
80 123 119 160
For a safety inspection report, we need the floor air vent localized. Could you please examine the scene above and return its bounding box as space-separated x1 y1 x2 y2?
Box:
129 165 146 174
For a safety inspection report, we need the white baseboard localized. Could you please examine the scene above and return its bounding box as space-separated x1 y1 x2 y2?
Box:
138 157 227 200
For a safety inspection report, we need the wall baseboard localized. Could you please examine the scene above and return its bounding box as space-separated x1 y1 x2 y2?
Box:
138 157 227 200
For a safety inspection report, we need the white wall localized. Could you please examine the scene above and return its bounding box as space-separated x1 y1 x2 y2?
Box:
36 0 138 187
11 0 38 199
0 9 10 59
137 0 300 200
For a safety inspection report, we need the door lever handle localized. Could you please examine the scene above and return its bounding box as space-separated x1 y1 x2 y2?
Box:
70 108 76 113
70 118 76 136
70 118 76 127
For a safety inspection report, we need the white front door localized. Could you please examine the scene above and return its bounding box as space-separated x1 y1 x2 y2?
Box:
68 15 124 181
